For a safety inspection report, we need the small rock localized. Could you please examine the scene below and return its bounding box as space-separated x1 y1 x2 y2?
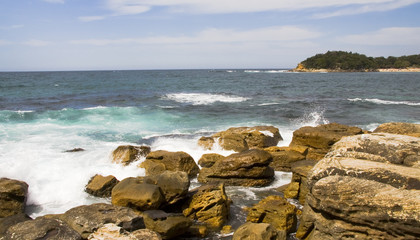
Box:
112 145 151 166
143 210 192 240
198 153 225 168
85 174 119 198
233 222 285 240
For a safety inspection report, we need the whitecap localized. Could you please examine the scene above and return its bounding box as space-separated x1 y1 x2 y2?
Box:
348 98 420 106
163 93 249 105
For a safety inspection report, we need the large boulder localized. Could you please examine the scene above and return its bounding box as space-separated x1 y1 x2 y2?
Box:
85 174 119 198
4 217 81 240
198 153 225 168
112 145 151 165
111 178 165 211
140 151 199 178
143 171 190 205
296 133 420 240
200 126 282 152
233 222 285 240
373 122 420 137
290 123 363 160
182 184 230 230
246 195 297 234
265 146 306 171
60 203 144 239
0 178 28 218
198 149 275 187
88 223 162 240
143 210 192 240
0 213 31 237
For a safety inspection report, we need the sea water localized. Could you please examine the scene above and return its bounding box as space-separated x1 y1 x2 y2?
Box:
1 70 419 220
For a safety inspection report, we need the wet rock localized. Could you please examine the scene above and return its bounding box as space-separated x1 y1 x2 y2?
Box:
5 217 81 240
374 122 420 137
64 148 85 152
143 171 190 205
85 174 119 198
112 145 151 166
290 123 363 160
0 213 31 237
282 160 316 204
246 195 297 234
265 146 306 171
140 150 199 178
59 203 144 239
233 222 285 240
88 223 162 240
198 153 225 168
183 183 230 230
0 178 28 218
197 137 215 150
143 210 192 239
198 149 275 187
111 178 165 211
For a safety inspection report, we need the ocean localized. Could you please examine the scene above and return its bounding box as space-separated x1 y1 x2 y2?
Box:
1 70 419 223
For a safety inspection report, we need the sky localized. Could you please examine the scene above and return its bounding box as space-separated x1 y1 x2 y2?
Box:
1 0 420 71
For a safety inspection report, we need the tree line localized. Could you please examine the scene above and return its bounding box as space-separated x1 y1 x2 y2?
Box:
300 51 420 71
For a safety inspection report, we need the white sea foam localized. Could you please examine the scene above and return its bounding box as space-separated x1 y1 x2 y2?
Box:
259 130 274 137
244 70 287 73
164 93 249 105
257 102 280 106
348 98 420 106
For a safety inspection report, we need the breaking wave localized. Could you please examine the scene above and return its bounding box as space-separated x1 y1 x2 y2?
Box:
348 98 420 106
164 93 249 105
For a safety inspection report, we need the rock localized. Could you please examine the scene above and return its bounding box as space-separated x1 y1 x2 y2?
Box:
265 146 306 171
290 123 363 160
88 223 162 240
246 195 297 234
0 213 31 237
233 222 285 240
183 184 230 230
111 178 165 211
197 137 215 150
0 178 28 218
374 122 420 137
296 133 420 240
198 149 275 187
144 171 190 205
143 210 192 239
85 174 119 198
184 224 208 238
59 203 144 239
5 217 81 240
140 150 199 178
112 145 151 166
221 225 233 234
210 126 282 152
64 148 85 152
198 153 225 168
283 160 316 204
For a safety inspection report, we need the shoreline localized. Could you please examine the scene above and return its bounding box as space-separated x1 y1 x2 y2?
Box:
290 67 420 73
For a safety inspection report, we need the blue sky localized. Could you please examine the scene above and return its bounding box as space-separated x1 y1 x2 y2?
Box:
1 0 420 71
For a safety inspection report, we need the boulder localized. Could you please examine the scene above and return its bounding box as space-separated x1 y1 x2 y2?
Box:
197 137 215 150
289 123 363 160
111 178 165 211
143 171 190 205
209 126 282 152
88 223 162 240
245 195 297 234
282 160 316 204
183 184 230 229
5 217 81 240
198 153 225 168
265 146 306 171
143 210 192 239
0 178 28 218
60 203 144 239
0 213 31 237
296 133 420 240
112 145 151 165
373 122 420 137
233 222 285 240
85 174 119 198
198 149 275 187
140 150 199 178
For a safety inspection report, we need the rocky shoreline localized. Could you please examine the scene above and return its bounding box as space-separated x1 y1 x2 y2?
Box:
1 123 419 239
289 63 420 73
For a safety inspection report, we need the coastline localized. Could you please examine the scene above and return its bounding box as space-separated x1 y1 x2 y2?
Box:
289 67 420 73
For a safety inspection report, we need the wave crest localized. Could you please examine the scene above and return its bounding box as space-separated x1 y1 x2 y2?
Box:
164 93 249 105
348 98 420 106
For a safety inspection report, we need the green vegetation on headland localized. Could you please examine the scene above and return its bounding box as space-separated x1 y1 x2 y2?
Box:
293 51 420 72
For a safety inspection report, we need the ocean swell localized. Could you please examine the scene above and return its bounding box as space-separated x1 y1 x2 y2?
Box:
163 93 249 105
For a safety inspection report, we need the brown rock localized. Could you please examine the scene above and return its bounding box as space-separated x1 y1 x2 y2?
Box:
0 213 31 236
143 171 190 205
198 153 225 168
374 122 420 137
143 210 192 240
233 222 285 240
0 178 28 218
112 145 151 165
85 174 119 198
265 146 305 171
88 223 162 240
140 150 199 178
111 178 165 211
182 183 230 230
197 136 215 150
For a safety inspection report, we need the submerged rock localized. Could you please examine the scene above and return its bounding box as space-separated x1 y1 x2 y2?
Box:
198 149 275 187
85 174 119 198
233 222 285 240
140 150 199 178
373 122 420 137
0 178 28 218
112 145 151 166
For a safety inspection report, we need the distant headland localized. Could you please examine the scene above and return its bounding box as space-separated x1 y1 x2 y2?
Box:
291 51 420 72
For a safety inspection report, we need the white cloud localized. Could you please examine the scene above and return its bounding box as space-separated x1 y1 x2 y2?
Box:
78 16 106 22
340 27 420 46
70 26 321 46
43 0 65 3
22 39 52 47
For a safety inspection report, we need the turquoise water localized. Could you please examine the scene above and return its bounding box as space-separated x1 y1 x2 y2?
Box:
0 69 419 218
